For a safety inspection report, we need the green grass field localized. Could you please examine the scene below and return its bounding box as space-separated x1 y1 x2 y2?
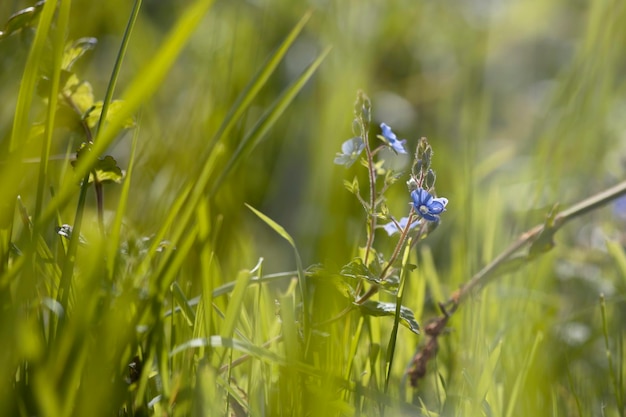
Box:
1 0 626 416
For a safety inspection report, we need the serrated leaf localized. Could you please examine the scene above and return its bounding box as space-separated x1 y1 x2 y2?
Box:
340 258 377 282
379 275 399 293
72 143 125 184
84 100 134 129
92 155 125 183
62 37 97 71
358 300 420 334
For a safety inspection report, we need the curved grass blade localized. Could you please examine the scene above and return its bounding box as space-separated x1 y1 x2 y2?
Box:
34 0 70 225
205 9 313 156
36 0 216 231
244 204 305 298
106 119 139 279
384 237 414 394
132 15 325 302
9 0 57 152
95 0 142 137
210 45 332 196
171 336 322 377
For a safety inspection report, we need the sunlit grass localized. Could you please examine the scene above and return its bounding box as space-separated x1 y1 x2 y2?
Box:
1 0 626 416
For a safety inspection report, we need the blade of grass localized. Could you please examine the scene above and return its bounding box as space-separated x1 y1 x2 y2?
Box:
217 269 254 366
205 9 314 156
9 0 57 152
1 0 57 278
209 45 332 196
34 0 70 225
106 116 139 279
384 237 413 394
172 336 322 377
245 204 308 336
163 270 297 318
94 0 142 137
35 0 216 232
134 19 328 306
504 331 543 417
600 294 624 416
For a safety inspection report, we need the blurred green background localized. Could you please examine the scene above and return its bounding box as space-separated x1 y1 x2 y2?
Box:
1 0 626 415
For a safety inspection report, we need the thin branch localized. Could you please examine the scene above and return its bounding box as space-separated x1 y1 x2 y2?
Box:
408 179 626 386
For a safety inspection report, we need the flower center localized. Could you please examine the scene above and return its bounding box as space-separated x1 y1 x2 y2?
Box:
419 204 429 214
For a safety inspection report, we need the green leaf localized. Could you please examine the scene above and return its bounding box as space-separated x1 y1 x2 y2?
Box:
0 1 45 40
340 258 376 281
84 100 134 129
92 155 124 183
340 258 397 292
358 300 420 334
528 203 560 257
62 37 97 71
72 143 125 184
343 176 359 195
63 76 95 115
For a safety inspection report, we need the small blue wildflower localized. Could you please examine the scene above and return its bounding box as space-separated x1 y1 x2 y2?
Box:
382 216 421 236
334 137 365 167
614 195 626 220
411 188 448 222
379 123 407 154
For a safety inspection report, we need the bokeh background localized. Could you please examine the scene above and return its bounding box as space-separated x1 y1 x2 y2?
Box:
2 0 626 415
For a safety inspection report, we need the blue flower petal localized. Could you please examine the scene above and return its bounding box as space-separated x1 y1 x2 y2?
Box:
334 137 365 167
420 211 440 222
379 123 407 154
390 139 408 154
428 201 446 214
411 188 448 222
411 189 432 207
382 216 420 236
380 123 397 140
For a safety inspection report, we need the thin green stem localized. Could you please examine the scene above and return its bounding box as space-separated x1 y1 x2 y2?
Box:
95 0 142 138
384 237 412 395
363 123 377 266
57 171 91 329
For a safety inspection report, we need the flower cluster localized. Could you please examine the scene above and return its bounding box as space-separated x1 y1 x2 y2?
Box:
411 188 448 222
335 114 448 235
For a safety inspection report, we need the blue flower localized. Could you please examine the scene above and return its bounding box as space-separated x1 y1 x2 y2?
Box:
382 216 421 236
334 137 365 167
411 188 448 222
614 195 626 220
379 123 407 154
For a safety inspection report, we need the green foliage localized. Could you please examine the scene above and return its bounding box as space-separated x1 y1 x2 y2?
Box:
1 0 626 416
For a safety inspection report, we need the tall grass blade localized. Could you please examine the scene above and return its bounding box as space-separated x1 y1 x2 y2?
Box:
384 237 413 394
206 9 314 154
36 0 216 230
504 332 543 417
210 45 332 196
